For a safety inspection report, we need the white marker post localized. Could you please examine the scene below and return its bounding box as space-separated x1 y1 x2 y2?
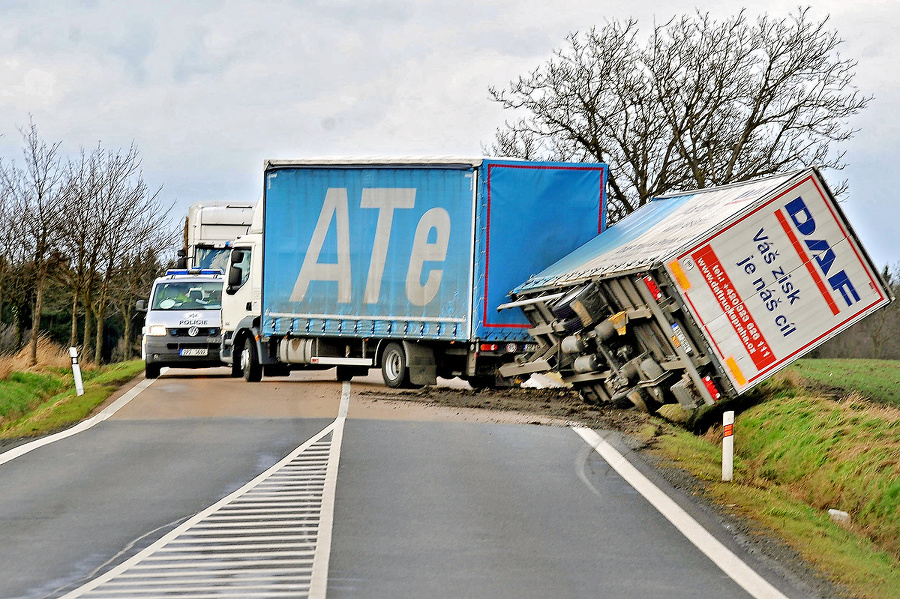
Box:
69 347 84 396
723 411 734 482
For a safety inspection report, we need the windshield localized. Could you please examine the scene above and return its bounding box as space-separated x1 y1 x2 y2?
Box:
150 281 223 310
195 247 231 271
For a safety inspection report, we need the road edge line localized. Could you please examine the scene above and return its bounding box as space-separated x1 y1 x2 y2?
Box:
572 426 790 599
0 372 162 467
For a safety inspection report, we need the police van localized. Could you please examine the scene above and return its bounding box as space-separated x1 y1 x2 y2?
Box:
138 269 224 379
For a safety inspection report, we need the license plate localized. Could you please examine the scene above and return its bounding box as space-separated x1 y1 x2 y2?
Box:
180 348 208 356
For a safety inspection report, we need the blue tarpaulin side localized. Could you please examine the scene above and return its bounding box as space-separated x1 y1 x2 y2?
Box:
260 159 608 343
263 166 474 340
475 160 607 340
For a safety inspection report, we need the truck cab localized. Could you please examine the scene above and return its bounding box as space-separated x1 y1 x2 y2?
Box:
140 269 225 379
219 216 263 378
184 202 256 270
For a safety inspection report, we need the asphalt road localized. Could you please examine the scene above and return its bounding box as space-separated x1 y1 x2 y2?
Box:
0 367 808 599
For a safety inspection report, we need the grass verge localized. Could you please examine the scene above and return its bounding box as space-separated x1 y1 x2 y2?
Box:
649 375 900 599
0 360 145 439
787 358 900 407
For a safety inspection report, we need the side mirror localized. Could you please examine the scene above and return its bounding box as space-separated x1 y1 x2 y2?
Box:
230 250 245 264
226 266 242 295
135 299 147 312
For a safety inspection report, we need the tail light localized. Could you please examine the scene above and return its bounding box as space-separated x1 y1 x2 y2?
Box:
642 275 663 301
702 375 721 401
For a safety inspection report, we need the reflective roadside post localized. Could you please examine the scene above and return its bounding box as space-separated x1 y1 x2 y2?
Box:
70 347 84 396
723 411 734 481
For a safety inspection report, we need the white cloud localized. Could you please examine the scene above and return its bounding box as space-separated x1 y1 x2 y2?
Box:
0 0 897 264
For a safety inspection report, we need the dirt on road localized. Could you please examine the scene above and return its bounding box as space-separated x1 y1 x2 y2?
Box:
354 382 653 433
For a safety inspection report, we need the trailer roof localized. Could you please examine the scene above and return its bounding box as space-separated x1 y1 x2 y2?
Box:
265 157 488 169
516 170 809 291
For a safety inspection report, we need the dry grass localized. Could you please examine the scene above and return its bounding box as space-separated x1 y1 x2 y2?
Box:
0 335 85 380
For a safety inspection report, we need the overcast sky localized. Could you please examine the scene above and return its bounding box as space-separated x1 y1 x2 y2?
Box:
1 0 897 267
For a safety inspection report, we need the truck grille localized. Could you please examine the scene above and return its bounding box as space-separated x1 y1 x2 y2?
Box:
170 327 220 337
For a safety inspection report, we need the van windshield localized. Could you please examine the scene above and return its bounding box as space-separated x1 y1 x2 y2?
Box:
151 281 223 310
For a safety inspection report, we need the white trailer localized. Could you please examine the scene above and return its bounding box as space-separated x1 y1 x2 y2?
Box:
184 202 256 270
500 169 892 411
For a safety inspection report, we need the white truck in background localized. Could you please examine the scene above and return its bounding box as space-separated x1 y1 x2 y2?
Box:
180 202 256 270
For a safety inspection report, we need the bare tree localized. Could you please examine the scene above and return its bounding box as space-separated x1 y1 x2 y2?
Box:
0 120 66 365
0 185 30 349
59 147 99 349
489 8 870 222
86 143 174 362
0 174 11 332
109 248 167 360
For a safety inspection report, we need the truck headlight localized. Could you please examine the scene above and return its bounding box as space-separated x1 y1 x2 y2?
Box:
147 325 168 336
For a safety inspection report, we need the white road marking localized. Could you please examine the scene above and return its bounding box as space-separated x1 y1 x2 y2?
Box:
573 426 790 599
0 372 162 466
59 381 352 599
309 381 350 598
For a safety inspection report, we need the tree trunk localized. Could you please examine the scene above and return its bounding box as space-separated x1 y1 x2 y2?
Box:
28 279 44 366
69 292 79 348
93 302 104 364
122 307 133 360
14 305 24 348
82 295 93 361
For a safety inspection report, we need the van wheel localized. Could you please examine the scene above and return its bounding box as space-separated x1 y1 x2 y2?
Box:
241 338 262 382
381 343 413 388
145 363 161 379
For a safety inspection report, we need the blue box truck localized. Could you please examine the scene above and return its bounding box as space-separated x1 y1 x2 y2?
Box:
220 158 608 387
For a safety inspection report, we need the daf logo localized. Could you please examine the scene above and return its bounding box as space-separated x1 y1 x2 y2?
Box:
188 326 199 337
187 312 200 319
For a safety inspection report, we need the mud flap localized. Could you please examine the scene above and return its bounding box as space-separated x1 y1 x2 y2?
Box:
403 341 437 386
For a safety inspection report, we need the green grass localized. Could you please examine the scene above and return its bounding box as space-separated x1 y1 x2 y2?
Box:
787 359 900 407
0 360 145 439
649 384 900 599
0 370 69 422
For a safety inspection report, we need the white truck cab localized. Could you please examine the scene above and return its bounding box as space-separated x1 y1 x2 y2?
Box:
139 269 225 379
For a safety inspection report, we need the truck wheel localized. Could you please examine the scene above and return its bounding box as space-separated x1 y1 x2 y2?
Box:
230 353 242 378
241 337 262 382
381 343 412 388
145 362 161 379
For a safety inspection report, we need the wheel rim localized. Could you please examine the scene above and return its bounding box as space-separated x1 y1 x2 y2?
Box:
240 346 248 373
385 350 401 381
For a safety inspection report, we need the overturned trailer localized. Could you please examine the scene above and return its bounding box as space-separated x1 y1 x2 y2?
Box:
499 169 892 412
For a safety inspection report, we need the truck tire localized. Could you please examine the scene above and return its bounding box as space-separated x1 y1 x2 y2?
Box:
381 342 412 388
145 362 161 379
241 337 262 382
230 353 242 378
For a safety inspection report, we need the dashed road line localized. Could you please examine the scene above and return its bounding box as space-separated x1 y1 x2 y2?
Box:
60 381 351 599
